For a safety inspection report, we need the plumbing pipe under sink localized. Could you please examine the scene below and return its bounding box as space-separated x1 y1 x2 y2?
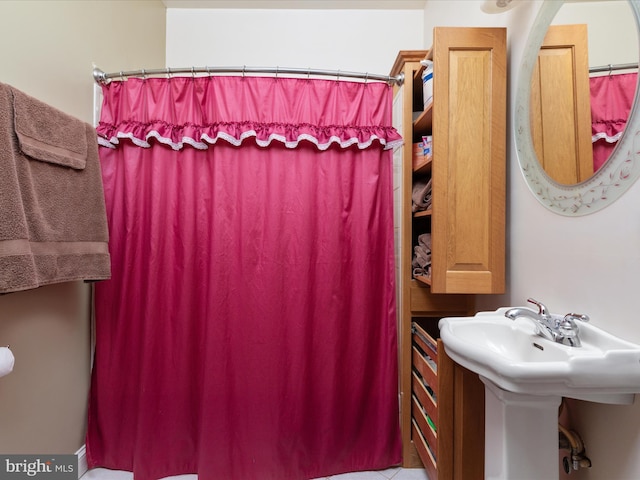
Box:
558 398 591 474
559 424 592 473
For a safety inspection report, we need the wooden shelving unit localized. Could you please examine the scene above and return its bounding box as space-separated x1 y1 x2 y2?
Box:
390 26 506 479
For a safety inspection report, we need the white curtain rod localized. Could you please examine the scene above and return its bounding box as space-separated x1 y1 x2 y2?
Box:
93 66 405 86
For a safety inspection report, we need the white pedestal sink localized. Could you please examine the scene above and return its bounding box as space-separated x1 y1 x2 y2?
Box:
483 379 562 480
439 308 640 480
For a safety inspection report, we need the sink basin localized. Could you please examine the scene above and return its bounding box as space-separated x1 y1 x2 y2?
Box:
439 307 640 479
439 308 640 404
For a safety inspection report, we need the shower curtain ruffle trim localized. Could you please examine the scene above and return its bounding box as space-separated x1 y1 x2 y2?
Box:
592 131 624 144
96 121 404 151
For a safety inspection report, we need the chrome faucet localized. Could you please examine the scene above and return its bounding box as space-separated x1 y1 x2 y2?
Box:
505 298 590 347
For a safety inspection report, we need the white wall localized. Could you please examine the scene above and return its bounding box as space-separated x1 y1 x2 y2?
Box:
555 1 638 68
166 8 424 74
0 0 166 454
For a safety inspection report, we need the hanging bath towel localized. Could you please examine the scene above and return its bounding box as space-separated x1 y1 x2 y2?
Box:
0 83 111 293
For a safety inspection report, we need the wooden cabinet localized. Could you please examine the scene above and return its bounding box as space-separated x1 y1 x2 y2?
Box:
390 27 506 479
430 27 506 294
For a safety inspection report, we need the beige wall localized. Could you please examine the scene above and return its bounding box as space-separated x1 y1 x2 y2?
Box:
0 1 165 453
0 0 167 123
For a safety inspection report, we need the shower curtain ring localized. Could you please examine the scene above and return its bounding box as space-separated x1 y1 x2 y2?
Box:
242 65 246 78
141 69 146 80
191 66 196 79
307 67 311 80
276 66 279 79
336 69 340 82
365 72 369 84
166 67 171 79
119 71 124 82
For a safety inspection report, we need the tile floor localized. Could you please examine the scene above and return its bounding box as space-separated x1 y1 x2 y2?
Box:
81 467 430 480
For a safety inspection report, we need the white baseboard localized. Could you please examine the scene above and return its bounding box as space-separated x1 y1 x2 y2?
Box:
76 445 88 479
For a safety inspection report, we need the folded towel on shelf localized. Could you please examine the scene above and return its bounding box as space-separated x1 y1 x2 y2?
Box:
412 233 432 278
0 83 111 294
412 177 432 213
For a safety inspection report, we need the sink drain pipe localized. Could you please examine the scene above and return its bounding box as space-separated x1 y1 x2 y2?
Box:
559 399 592 474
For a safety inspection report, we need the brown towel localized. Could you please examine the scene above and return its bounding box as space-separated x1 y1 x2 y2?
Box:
0 83 111 293
412 177 432 213
13 87 87 170
412 233 432 278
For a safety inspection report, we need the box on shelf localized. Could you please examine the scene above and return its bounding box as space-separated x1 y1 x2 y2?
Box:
412 136 433 170
421 135 432 158
421 59 433 110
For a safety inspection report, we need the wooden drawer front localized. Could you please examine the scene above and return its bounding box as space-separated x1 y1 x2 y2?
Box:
412 346 437 396
412 371 437 424
412 419 437 480
412 395 437 458
412 323 438 364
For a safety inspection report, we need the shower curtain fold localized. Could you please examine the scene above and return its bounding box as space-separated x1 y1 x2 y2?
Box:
87 75 402 480
590 72 638 171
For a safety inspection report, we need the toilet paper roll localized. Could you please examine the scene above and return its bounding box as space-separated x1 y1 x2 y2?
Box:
0 347 15 377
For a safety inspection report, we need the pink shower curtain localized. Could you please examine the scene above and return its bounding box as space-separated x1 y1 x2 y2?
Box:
86 75 402 480
590 72 638 171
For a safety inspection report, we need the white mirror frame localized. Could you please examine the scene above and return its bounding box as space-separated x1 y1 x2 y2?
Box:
515 0 640 216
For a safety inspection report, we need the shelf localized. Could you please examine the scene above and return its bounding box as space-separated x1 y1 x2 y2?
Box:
413 155 432 175
413 104 433 134
412 322 438 356
412 420 437 480
413 395 438 460
414 209 432 218
413 370 438 417
414 275 431 286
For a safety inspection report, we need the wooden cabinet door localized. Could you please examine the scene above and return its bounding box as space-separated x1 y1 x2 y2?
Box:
431 27 506 295
531 24 593 184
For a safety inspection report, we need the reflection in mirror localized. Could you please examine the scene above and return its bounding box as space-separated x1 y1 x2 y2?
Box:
531 23 593 184
515 0 640 215
531 1 638 186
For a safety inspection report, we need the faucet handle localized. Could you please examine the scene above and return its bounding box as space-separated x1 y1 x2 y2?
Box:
564 313 590 323
527 298 548 316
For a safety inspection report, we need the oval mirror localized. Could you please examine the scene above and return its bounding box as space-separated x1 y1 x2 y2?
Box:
515 0 640 215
